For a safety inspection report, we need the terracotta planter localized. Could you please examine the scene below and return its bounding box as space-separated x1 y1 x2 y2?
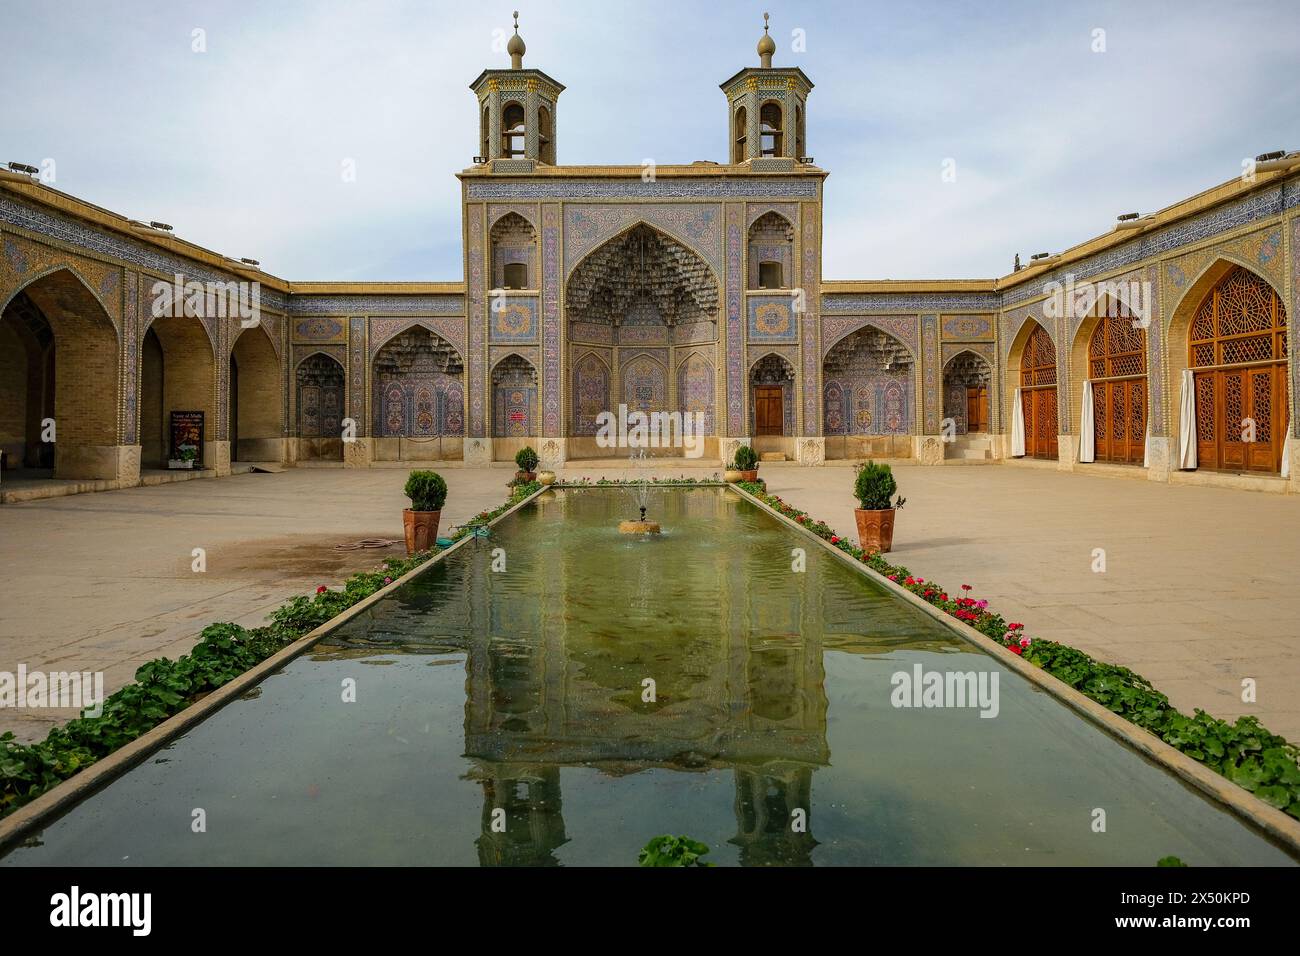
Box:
724 468 743 482
516 470 536 482
403 509 442 555
854 507 896 554
740 469 759 482
537 469 556 485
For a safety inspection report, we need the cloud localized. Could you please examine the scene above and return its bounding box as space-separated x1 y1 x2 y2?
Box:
6 0 1297 280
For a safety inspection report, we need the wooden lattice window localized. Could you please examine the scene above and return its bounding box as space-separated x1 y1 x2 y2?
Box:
1088 316 1147 379
1018 322 1057 387
1190 266 1287 369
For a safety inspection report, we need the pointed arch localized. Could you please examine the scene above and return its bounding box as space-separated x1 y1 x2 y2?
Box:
295 351 345 461
371 325 465 439
1170 261 1288 473
491 351 539 440
570 349 611 436
565 217 722 294
1068 294 1148 463
0 263 119 335
1007 318 1058 459
1 267 122 477
230 319 282 461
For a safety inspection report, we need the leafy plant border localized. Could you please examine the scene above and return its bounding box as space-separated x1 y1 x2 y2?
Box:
733 481 1300 822
0 481 543 821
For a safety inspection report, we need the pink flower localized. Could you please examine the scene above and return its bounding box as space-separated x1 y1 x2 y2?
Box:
887 574 899 582
383 576 393 585
977 600 988 609
1019 636 1032 648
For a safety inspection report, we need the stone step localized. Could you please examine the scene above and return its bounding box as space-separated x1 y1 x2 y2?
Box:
759 452 787 462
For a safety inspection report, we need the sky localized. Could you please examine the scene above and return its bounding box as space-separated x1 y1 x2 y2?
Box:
6 0 1299 282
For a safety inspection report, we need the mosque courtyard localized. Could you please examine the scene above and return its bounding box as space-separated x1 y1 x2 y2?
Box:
2 464 1297 746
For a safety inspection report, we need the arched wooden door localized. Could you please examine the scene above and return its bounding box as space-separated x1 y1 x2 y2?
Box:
1019 323 1058 459
1089 316 1147 464
1189 267 1289 473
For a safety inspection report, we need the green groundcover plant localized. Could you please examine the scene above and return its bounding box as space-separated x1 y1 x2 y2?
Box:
0 480 540 819
638 834 713 866
734 481 1300 819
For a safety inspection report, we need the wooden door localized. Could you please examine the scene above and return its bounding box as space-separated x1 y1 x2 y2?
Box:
1194 365 1287 473
1093 378 1146 465
966 386 988 432
1022 386 1058 459
755 386 784 436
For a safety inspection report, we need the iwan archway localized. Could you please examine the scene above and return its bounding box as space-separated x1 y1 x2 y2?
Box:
1 268 122 480
565 223 719 459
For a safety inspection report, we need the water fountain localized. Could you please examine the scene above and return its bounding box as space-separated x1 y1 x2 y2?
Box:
618 448 661 534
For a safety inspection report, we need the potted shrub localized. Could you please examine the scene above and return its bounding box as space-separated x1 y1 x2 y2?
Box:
853 460 905 553
515 445 539 482
734 444 759 482
723 460 743 483
402 470 447 554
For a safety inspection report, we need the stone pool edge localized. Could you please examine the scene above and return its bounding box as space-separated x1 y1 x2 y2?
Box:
0 485 548 857
728 483 1300 858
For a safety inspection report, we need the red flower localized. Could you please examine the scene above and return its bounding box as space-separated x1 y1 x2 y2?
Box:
796 515 806 523
940 593 947 601
316 586 328 594
1007 644 1023 656
830 535 840 544
1008 622 1024 631
887 574 898 581
961 584 972 592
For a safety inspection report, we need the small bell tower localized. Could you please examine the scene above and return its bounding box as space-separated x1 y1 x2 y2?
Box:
469 12 565 167
719 13 814 165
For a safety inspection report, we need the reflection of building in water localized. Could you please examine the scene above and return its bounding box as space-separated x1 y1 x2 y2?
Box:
733 765 817 867
472 765 568 867
463 490 830 865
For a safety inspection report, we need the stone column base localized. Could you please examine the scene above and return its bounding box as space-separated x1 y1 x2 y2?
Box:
1056 433 1077 471
720 437 750 468
206 441 232 477
1288 437 1300 494
464 437 494 467
796 437 825 465
343 437 373 468
54 443 141 481
536 437 565 470
1146 436 1172 482
913 435 944 465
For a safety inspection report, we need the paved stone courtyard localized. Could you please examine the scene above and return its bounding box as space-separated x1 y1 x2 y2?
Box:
1 463 1297 742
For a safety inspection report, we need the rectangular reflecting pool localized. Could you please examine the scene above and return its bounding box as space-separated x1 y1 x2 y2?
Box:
4 488 1295 866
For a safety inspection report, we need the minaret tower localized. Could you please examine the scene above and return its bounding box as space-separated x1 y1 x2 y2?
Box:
719 13 814 165
469 11 565 167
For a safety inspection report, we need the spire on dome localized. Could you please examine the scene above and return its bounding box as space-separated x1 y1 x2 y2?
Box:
757 12 775 68
508 10 526 69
